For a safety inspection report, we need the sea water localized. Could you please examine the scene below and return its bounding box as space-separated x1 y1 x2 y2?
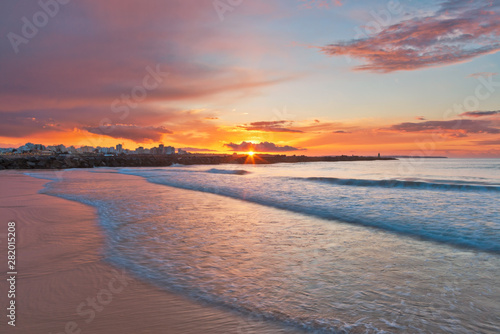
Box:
28 158 500 333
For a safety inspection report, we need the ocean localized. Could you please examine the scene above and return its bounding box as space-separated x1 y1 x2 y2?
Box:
26 158 500 333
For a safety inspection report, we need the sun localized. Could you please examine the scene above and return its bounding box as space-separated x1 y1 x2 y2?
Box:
247 151 255 156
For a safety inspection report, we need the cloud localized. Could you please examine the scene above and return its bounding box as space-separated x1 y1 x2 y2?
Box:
459 110 500 117
0 112 63 138
238 120 353 134
468 72 498 78
448 132 469 138
474 139 500 145
333 130 349 133
387 119 500 134
0 107 209 140
224 141 304 152
237 120 303 133
0 0 292 130
180 147 217 152
415 116 426 120
294 121 347 132
84 125 172 142
320 0 500 72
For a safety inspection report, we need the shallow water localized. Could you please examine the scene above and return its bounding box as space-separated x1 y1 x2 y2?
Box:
28 159 500 333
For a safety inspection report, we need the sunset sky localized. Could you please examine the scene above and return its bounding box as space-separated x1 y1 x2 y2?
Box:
1 0 499 157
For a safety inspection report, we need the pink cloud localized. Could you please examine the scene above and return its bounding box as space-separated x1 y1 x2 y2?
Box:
0 1 290 107
320 0 500 72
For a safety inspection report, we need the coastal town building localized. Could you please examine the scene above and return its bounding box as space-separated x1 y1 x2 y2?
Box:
1 142 190 156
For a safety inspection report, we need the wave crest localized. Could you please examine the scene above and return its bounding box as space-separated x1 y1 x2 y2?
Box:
302 177 500 192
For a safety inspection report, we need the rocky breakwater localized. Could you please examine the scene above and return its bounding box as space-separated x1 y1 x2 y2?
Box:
0 154 241 169
0 154 396 170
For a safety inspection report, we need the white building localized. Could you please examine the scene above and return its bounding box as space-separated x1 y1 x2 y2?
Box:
166 146 175 155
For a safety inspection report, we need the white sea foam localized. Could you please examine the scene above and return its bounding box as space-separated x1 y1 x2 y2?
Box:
119 161 500 253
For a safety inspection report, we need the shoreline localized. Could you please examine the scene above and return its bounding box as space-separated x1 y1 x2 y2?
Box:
0 154 396 170
0 172 304 333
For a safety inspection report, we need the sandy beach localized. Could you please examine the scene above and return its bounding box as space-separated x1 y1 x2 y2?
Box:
0 172 302 334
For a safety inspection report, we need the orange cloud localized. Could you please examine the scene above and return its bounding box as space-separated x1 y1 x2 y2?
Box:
237 121 303 133
224 141 305 152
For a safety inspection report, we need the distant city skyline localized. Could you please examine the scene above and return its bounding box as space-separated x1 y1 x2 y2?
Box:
0 142 195 155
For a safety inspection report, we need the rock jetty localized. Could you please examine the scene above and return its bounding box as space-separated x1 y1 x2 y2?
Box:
0 154 396 170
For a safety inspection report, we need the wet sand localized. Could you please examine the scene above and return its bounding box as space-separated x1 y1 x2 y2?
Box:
0 172 302 334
